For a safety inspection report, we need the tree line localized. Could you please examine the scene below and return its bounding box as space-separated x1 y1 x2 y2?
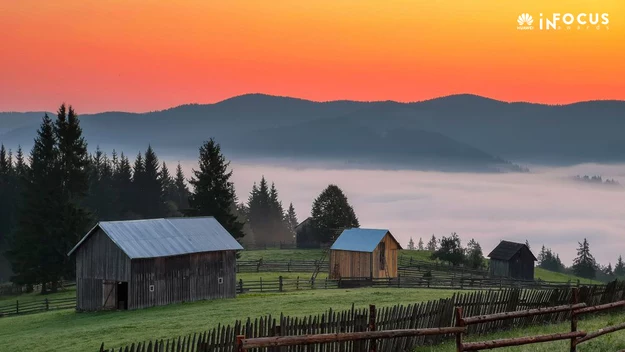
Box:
0 105 366 289
406 233 622 281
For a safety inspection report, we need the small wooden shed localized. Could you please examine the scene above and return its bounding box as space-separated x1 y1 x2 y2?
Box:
68 217 243 311
487 240 537 281
328 228 402 279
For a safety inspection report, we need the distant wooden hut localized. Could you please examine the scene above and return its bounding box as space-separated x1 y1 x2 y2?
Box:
68 217 243 311
487 240 536 281
329 228 402 279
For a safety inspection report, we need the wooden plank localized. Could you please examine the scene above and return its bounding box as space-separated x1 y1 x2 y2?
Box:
463 303 586 325
462 331 587 351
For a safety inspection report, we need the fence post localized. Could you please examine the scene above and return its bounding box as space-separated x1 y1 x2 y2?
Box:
288 260 291 272
325 277 327 289
455 307 465 352
279 276 283 292
236 335 245 352
239 279 243 294
397 273 401 288
369 304 377 352
296 276 300 290
45 298 49 311
570 287 580 352
16 300 18 315
260 277 263 292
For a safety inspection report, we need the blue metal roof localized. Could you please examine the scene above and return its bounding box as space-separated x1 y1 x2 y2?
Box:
330 228 395 252
68 217 243 259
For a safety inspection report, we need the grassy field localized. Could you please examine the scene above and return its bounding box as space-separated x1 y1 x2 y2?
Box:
535 267 602 285
0 287 456 352
415 312 625 351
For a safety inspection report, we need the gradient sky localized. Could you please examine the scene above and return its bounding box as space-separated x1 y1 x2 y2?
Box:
1 0 624 113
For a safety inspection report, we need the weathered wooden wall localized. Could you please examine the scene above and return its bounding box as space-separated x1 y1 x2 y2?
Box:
490 248 535 281
329 233 400 279
329 250 371 279
509 247 535 281
130 250 237 310
371 233 399 278
489 259 509 278
75 229 131 311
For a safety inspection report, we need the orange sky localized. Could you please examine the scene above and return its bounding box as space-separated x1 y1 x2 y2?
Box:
1 0 624 113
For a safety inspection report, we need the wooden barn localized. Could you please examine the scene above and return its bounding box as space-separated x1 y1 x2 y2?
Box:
328 228 402 279
487 240 537 281
68 217 243 311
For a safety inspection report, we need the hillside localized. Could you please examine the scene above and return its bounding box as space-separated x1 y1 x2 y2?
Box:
1 94 624 170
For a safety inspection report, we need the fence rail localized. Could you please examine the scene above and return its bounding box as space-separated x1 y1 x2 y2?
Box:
0 297 76 317
100 281 625 352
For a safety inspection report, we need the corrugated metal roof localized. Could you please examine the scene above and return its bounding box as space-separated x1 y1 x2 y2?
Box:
330 228 395 253
68 217 243 259
487 240 536 261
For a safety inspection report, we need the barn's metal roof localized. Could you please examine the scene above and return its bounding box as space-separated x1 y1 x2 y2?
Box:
487 240 537 261
68 217 243 259
330 228 401 253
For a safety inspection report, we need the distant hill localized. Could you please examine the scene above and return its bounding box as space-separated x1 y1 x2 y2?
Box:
1 94 624 170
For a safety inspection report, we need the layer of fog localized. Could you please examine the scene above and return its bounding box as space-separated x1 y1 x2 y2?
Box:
176 159 625 266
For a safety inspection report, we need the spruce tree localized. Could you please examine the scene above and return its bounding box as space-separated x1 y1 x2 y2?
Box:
269 182 290 243
9 115 63 290
426 235 437 251
417 237 424 250
174 163 190 211
431 232 465 266
466 238 484 269
310 184 359 244
14 146 27 179
141 146 165 218
131 152 146 216
0 145 14 253
614 256 625 277
247 177 272 243
55 104 89 198
407 237 415 250
160 161 178 216
572 238 596 279
87 148 117 220
286 203 298 240
114 153 135 219
187 139 244 242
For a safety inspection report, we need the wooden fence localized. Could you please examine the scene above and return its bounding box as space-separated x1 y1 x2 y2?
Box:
99 281 625 352
0 296 76 317
236 260 329 273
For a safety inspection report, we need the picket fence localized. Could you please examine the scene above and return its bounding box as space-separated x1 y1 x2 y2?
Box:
99 281 625 352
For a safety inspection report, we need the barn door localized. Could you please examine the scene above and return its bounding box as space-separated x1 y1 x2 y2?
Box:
102 281 116 310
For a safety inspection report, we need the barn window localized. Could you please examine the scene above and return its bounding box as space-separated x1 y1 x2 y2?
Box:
149 285 155 292
218 277 224 285
379 242 386 270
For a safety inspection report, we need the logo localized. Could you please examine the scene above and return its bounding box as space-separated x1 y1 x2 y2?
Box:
517 13 534 30
518 13 533 26
517 12 610 31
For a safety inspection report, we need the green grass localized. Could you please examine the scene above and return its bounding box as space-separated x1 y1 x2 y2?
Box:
0 287 456 352
236 271 328 281
415 312 625 351
240 249 324 261
0 286 76 305
535 268 602 285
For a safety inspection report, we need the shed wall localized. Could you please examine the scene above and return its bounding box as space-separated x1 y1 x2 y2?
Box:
489 259 510 278
75 229 131 311
329 250 372 279
129 251 236 310
371 233 400 278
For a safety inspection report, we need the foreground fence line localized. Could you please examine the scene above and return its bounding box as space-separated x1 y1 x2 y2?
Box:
100 281 625 352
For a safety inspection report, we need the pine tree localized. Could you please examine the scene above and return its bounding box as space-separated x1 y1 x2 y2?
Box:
572 238 596 279
86 147 117 220
431 233 465 266
269 182 291 243
0 145 15 253
187 139 244 242
525 239 530 249
311 184 359 244
140 146 165 218
131 152 146 216
407 237 415 250
604 263 613 276
160 162 179 216
174 163 190 212
9 114 64 290
114 153 134 219
14 146 27 179
55 104 89 198
247 177 272 243
53 105 92 281
614 256 625 277
286 203 298 240
417 237 424 250
426 235 437 251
